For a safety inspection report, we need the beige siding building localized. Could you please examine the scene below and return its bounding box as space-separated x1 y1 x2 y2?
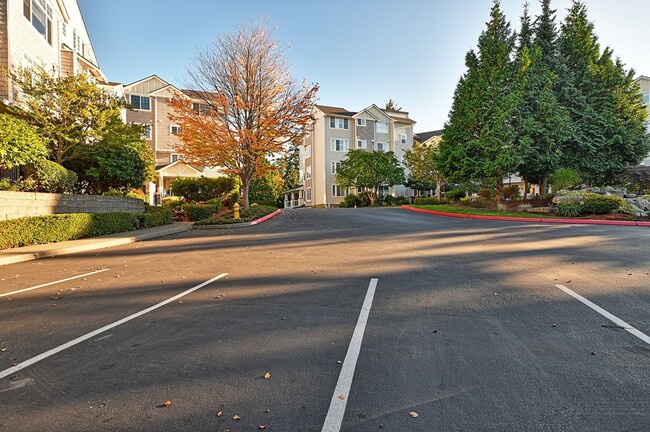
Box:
0 0 105 104
123 75 222 197
297 104 416 207
635 75 650 166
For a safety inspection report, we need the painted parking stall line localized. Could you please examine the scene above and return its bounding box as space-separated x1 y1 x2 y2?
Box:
322 278 378 432
0 268 110 298
555 284 650 346
0 273 228 380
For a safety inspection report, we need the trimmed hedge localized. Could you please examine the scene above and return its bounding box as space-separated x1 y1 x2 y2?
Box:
194 205 277 225
580 195 621 215
0 206 172 249
181 203 217 221
171 177 237 203
414 197 450 205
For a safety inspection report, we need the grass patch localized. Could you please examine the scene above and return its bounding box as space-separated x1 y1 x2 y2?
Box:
414 204 553 218
194 205 278 225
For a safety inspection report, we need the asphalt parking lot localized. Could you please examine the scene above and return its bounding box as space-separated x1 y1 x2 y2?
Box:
1 208 649 431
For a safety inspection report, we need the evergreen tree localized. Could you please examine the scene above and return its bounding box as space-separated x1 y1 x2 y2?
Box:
512 1 569 197
439 0 520 201
557 1 648 184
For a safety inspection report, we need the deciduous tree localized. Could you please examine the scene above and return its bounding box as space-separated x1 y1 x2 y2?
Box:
0 113 47 173
336 150 405 206
168 21 318 209
404 137 444 199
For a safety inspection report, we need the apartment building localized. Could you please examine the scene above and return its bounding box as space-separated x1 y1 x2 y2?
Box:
0 0 106 104
635 75 650 166
299 104 416 207
122 75 222 197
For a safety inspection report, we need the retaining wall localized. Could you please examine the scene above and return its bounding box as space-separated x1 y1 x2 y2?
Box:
0 192 145 220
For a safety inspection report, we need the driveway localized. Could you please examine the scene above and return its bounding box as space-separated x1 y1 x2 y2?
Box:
1 208 649 431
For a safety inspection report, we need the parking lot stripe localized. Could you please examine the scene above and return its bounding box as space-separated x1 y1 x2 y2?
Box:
0 273 228 380
555 284 650 345
322 278 378 432
0 268 110 298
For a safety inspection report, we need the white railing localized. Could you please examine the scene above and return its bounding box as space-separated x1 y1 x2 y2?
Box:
285 198 304 209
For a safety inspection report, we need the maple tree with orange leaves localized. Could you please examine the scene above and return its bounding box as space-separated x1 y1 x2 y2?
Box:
168 21 318 209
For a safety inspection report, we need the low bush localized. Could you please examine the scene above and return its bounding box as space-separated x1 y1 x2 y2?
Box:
580 195 622 215
414 197 450 205
0 206 171 249
517 204 533 212
181 203 217 221
557 203 581 217
251 200 278 208
25 159 77 193
478 188 494 200
394 196 410 205
496 203 507 212
357 192 371 207
503 185 520 200
194 205 277 225
171 176 237 203
444 189 466 201
340 194 360 208
383 195 394 206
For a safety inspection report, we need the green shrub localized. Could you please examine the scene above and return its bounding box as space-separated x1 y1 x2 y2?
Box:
383 195 394 205
557 203 582 217
357 192 371 207
503 185 520 199
0 205 172 249
444 189 466 201
27 159 77 193
162 196 181 206
127 188 147 202
195 205 277 225
181 203 217 221
228 191 240 207
394 196 410 205
0 178 12 191
171 176 237 202
580 195 622 215
414 197 450 205
340 194 360 208
139 206 172 228
251 200 278 208
469 199 490 209
497 203 507 212
478 188 494 200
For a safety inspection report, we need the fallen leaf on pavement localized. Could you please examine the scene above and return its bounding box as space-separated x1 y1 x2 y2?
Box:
1 348 7 352
259 425 266 430
409 412 419 418
338 395 345 400
336 360 342 364
232 414 241 420
565 280 572 283
216 410 222 417
164 401 171 407
264 372 271 379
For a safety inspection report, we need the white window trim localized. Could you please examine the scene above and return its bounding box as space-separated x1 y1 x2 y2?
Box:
332 185 348 197
305 166 312 180
376 142 387 152
400 134 407 144
331 161 341 174
329 117 350 130
331 139 349 152
356 139 367 149
356 118 366 127
376 121 389 134
130 94 151 111
137 123 152 140
306 187 312 202
171 153 181 162
305 145 311 158
170 125 181 135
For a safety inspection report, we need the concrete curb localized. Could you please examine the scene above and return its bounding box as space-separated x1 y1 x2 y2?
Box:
0 223 191 267
401 205 649 227
193 209 283 230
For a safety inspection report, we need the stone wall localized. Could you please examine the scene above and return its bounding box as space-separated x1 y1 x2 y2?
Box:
0 192 145 221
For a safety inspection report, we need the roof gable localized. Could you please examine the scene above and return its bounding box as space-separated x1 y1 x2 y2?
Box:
124 75 170 95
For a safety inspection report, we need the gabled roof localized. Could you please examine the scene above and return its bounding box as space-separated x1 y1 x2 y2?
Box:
155 160 203 173
634 75 650 82
415 129 443 143
123 75 169 91
315 105 356 117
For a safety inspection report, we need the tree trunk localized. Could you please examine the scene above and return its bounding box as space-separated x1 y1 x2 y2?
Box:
436 179 443 200
369 189 376 207
523 175 529 200
241 176 250 210
495 179 504 203
539 176 548 196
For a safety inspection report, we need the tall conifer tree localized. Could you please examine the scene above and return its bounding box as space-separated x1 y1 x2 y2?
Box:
439 0 520 201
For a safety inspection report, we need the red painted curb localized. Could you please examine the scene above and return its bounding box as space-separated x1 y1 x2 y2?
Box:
401 205 646 227
250 209 282 226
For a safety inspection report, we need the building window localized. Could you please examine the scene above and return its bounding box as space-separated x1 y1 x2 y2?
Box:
192 103 212 116
376 142 387 152
332 185 348 197
24 0 53 45
61 21 66 37
305 166 312 179
331 161 341 174
357 118 366 127
400 134 407 144
331 139 349 152
376 122 389 134
130 95 151 111
378 186 390 197
171 125 181 135
171 154 180 163
143 124 152 140
329 118 349 130
643 93 650 105
356 139 367 149
305 146 311 158
306 188 312 201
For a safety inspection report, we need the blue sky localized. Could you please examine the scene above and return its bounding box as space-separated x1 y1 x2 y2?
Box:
79 0 650 132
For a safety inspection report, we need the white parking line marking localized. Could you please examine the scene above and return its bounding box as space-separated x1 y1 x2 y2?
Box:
322 278 378 432
0 273 228 380
0 268 110 298
555 284 650 345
